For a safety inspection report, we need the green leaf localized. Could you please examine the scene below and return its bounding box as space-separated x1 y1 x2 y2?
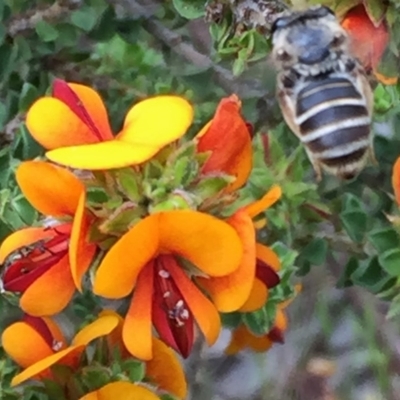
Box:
300 238 328 265
340 210 367 243
18 83 38 112
386 293 400 320
70 7 98 32
221 312 241 329
122 359 145 382
337 257 358 288
35 20 59 42
369 227 400 253
242 307 273 336
172 0 205 19
378 249 400 276
363 0 387 26
89 5 117 41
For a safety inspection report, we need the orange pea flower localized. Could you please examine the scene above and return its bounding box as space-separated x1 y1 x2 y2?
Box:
341 4 389 74
94 210 248 360
2 313 120 386
26 79 193 170
196 94 253 191
392 157 400 206
79 382 161 400
3 312 187 399
0 161 96 316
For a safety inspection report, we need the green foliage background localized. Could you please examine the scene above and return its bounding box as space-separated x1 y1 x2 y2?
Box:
1 0 400 399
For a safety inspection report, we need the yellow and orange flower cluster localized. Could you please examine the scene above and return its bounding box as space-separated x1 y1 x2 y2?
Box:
1 80 295 398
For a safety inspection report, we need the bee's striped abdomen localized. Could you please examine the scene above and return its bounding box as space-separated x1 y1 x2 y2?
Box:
295 76 371 178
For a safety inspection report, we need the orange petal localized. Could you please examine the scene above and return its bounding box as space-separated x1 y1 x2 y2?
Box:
2 322 55 368
70 191 96 291
20 255 75 316
256 243 281 272
243 185 282 218
147 338 187 399
393 157 400 206
196 210 256 312
46 140 161 170
341 4 389 71
0 227 54 263
16 161 84 217
239 278 268 312
66 82 113 140
123 264 154 360
168 264 221 346
72 314 120 346
94 216 159 298
11 345 84 386
225 325 272 355
158 210 243 277
118 96 193 147
197 95 252 191
79 382 160 400
26 98 100 149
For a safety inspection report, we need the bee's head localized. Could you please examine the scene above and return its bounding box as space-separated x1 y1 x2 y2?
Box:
271 6 349 74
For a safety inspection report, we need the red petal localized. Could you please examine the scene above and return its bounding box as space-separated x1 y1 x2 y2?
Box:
256 259 280 289
152 256 194 358
52 79 103 141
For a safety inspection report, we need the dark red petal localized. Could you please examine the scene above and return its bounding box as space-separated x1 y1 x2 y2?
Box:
52 79 102 141
22 314 55 349
267 326 285 344
256 259 280 288
152 256 194 358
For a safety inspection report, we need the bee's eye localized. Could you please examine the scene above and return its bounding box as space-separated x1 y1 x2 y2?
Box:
276 48 291 62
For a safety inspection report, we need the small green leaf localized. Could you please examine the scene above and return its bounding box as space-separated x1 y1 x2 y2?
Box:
172 0 205 19
122 359 145 382
369 227 400 253
242 307 273 336
386 293 400 320
35 20 59 42
340 210 367 243
378 249 400 276
300 238 328 266
221 312 241 329
70 8 98 32
363 0 387 26
18 83 38 112
337 257 358 288
89 5 117 41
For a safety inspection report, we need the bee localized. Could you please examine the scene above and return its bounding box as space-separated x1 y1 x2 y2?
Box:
271 5 375 180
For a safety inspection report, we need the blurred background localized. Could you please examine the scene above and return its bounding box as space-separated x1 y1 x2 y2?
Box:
1 1 400 399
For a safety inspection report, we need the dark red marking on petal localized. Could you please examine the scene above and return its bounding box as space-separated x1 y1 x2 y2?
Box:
245 122 255 139
152 255 194 358
52 79 103 141
256 259 280 289
22 314 56 350
267 326 285 344
2 225 70 292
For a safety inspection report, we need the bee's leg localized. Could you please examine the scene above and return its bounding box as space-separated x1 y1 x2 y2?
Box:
368 145 378 166
305 148 323 182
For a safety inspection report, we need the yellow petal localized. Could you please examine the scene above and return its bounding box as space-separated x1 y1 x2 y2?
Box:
70 191 96 291
147 338 188 399
2 322 54 368
79 382 160 400
243 185 282 218
94 216 159 298
46 140 162 170
239 278 268 312
122 264 154 360
16 161 84 217
158 210 243 277
20 255 76 316
119 96 193 147
72 314 120 346
26 98 99 149
196 210 256 312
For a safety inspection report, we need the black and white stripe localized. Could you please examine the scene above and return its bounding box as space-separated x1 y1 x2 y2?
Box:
295 76 371 178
